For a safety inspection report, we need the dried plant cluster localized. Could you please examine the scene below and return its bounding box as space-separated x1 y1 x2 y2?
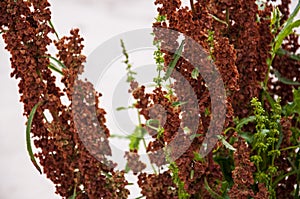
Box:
1 0 300 199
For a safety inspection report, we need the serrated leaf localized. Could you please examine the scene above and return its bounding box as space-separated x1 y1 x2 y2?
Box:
26 101 43 174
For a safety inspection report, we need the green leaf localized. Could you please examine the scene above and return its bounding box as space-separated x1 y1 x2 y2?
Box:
283 88 300 115
26 101 43 174
285 1 300 27
163 40 185 80
155 15 166 22
274 1 300 52
44 55 67 69
276 48 300 61
193 152 204 162
116 107 127 111
124 163 130 173
239 132 254 143
274 69 300 86
204 177 223 199
135 196 145 199
190 133 203 140
191 68 199 79
214 156 234 187
48 62 63 75
68 186 77 199
217 135 236 151
110 134 130 139
48 20 60 40
172 101 187 107
146 119 160 130
116 105 135 111
204 107 210 117
235 116 256 132
220 182 231 199
190 169 194 179
129 126 147 151
209 14 228 26
270 7 282 33
274 20 300 52
262 89 277 110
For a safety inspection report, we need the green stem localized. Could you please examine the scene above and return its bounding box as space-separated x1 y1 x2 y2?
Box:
263 54 275 90
137 109 157 174
209 14 228 27
280 145 300 151
223 127 236 135
295 161 300 199
272 169 299 187
204 177 223 199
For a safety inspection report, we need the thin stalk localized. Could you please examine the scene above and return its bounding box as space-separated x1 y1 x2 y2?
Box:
190 0 195 16
137 109 157 174
204 177 223 199
295 161 300 198
272 169 299 187
280 145 300 151
209 14 228 27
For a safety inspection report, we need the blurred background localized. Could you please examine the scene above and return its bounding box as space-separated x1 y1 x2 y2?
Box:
0 0 299 199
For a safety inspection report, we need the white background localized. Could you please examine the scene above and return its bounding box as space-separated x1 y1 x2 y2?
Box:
0 0 299 199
